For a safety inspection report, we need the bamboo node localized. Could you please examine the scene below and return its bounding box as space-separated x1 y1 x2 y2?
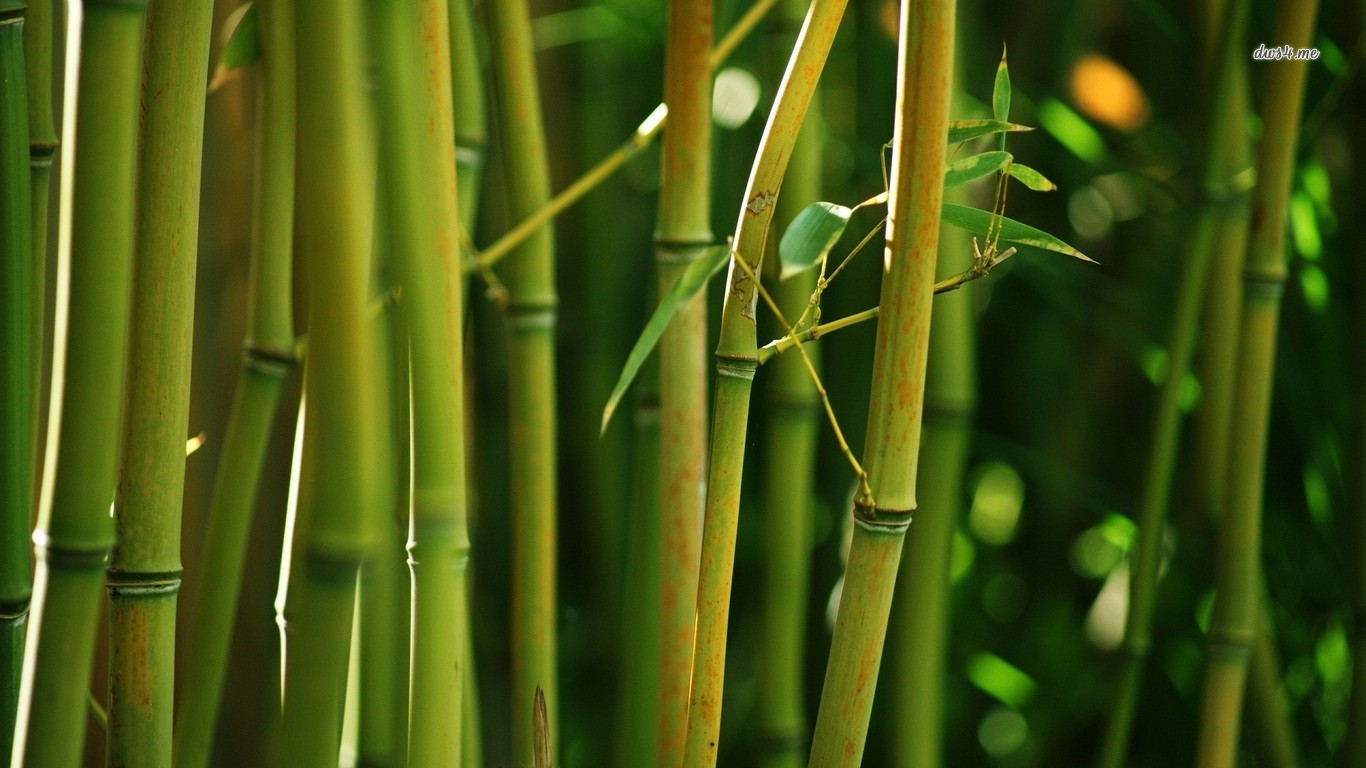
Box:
0 600 30 621
1204 629 1255 662
1241 263 1287 296
655 237 718 263
31 530 111 570
853 501 913 533
105 570 182 596
715 356 758 380
244 341 296 377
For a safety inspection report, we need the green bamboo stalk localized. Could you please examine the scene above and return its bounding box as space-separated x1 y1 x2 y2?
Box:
1194 0 1318 764
681 3 848 766
269 0 383 761
754 3 822 765
173 2 295 765
885 191 976 768
22 0 51 428
485 2 560 762
655 2 713 765
1 2 34 762
448 3 486 761
372 0 470 764
617 371 663 768
1095 5 1250 765
9 0 146 764
357 264 411 768
106 0 214 763
807 0 953 764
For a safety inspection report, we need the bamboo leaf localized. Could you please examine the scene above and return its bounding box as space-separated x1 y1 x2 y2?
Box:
1008 163 1057 191
944 151 1012 189
941 203 1096 263
779 201 852 279
602 243 730 433
209 3 259 94
947 119 1031 145
992 45 1011 123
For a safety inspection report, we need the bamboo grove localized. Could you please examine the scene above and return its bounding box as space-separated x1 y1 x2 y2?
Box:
0 0 1360 766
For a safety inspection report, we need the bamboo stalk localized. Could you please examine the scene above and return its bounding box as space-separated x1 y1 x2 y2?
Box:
269 0 384 761
754 3 822 765
616 346 663 768
1 1 34 762
1194 0 1318 764
885 191 976 768
372 0 470 764
655 2 713 765
173 2 296 764
105 0 214 763
22 0 51 432
681 3 848 766
485 1 561 762
10 0 147 764
807 0 954 764
448 2 486 761
1095 4 1250 764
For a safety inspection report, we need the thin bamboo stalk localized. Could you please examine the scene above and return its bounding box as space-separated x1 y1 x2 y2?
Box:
1095 5 1250 763
485 1 560 762
372 0 470 764
448 2 486 761
269 0 384 761
0 2 34 762
22 0 51 434
10 0 147 764
655 2 713 765
106 0 213 762
1194 0 1318 764
681 3 848 766
173 2 296 764
755 4 822 765
616 346 662 768
885 197 976 768
807 0 954 764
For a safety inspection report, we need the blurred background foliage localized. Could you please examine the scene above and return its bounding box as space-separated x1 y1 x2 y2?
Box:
77 0 1355 765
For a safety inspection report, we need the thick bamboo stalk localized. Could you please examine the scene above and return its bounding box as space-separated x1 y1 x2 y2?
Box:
269 0 383 761
655 2 713 765
1194 0 1318 764
807 0 954 764
105 0 214 763
682 4 848 766
1095 6 1250 764
372 0 470 764
10 0 147 764
1 2 34 762
755 4 822 765
485 2 560 762
173 2 295 764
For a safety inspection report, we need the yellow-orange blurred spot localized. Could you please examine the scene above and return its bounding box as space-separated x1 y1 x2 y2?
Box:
1069 53 1149 133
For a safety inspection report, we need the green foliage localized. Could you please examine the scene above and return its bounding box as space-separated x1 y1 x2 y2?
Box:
601 243 729 433
209 3 259 93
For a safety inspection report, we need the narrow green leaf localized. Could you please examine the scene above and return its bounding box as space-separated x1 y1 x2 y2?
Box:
209 3 259 93
779 201 852 279
944 151 1012 189
993 45 1011 153
941 203 1096 263
948 119 1032 145
1008 163 1057 191
602 244 731 433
